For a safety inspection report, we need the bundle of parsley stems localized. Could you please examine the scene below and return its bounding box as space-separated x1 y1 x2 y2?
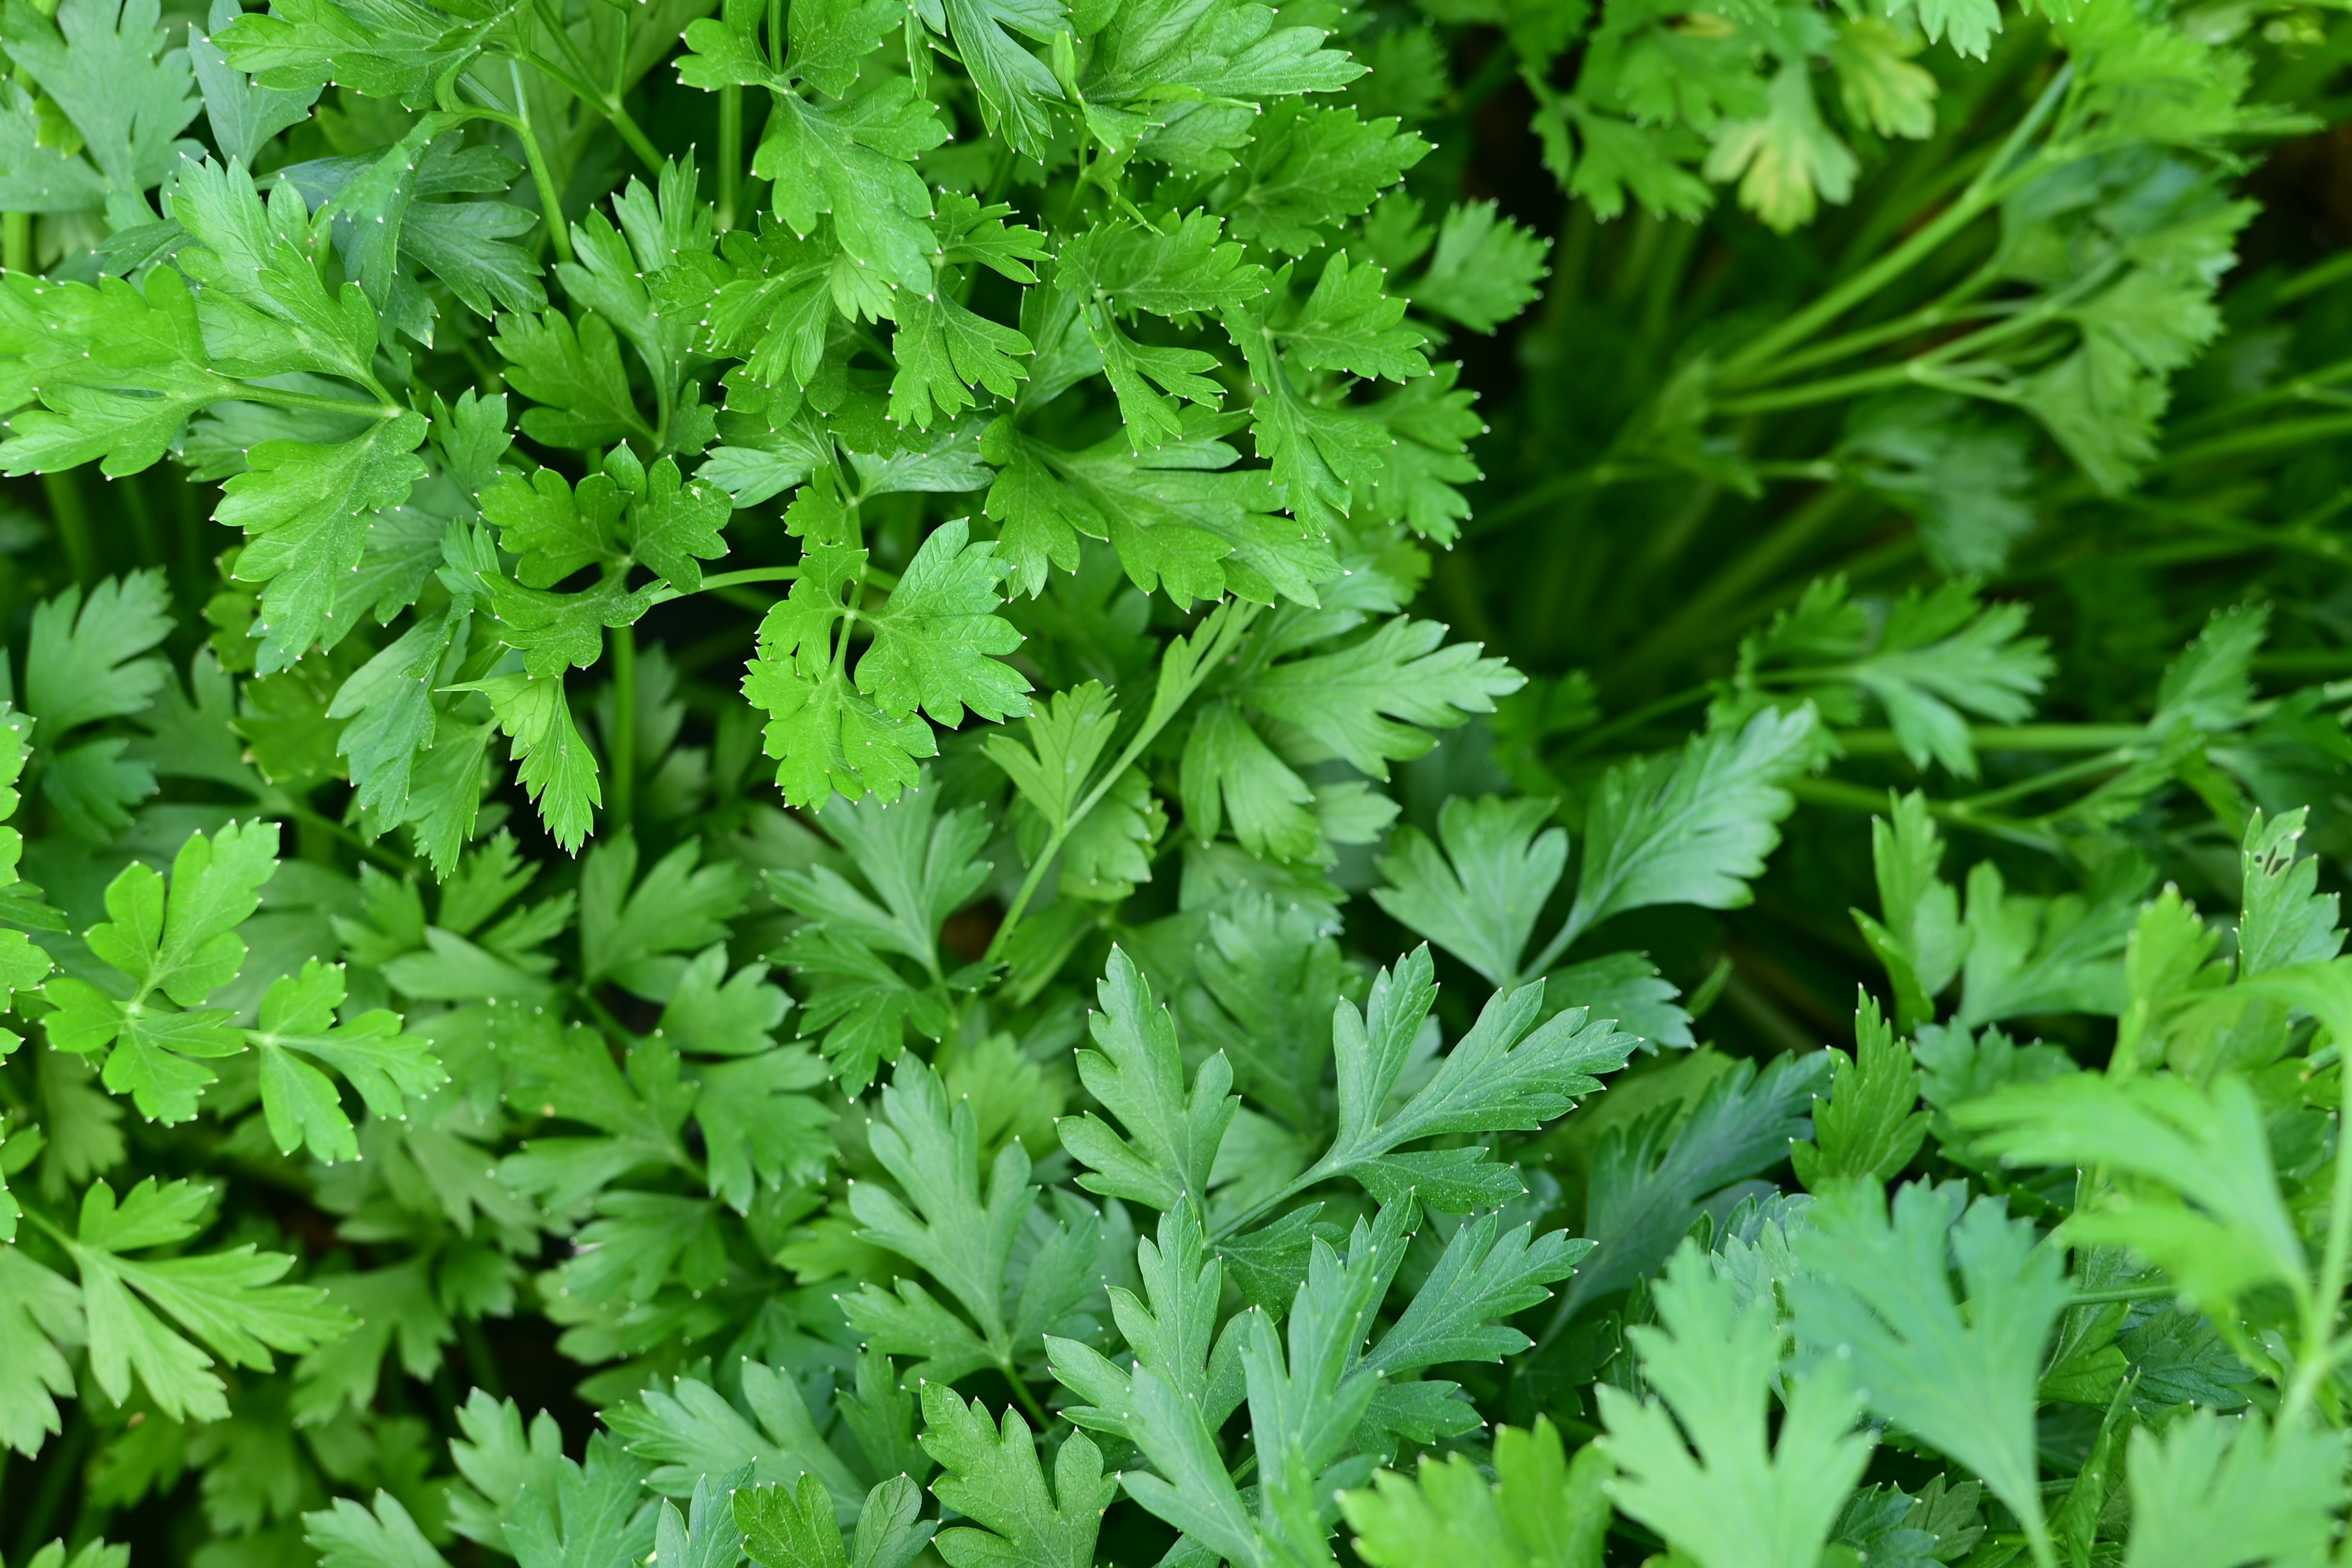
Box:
1 0 2351 1564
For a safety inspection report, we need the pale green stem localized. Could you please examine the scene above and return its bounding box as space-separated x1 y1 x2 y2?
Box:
1718 66 2071 383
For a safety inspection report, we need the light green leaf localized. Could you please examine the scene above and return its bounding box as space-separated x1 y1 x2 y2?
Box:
66 1176 349 1422
1058 945 1238 1212
0 1246 81 1457
457 672 601 853
1562 704 1817 955
1788 1181 2066 1565
2121 1410 2344 1568
1407 200 1550 334
219 412 431 672
1790 994 1928 1189
920 1388 1115 1568
1958 1072 2307 1325
1598 1243 1872 1568
305 1492 452 1568
1373 796 1565 988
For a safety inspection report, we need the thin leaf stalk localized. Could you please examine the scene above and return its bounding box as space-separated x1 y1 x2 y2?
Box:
1718 65 2072 383
982 602 1263 964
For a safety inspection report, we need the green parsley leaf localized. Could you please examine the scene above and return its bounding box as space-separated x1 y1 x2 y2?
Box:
1303 948 1633 1212
1555 1051 1831 1321
856 519 1031 725
63 1176 350 1423
889 290 1033 431
1790 994 1928 1189
1788 1181 2069 1564
0 1247 82 1457
1241 614 1521 777
0 0 200 198
754 79 947 295
305 1492 451 1568
739 1472 933 1568
44 820 280 1123
1958 1072 2306 1331
656 1468 751 1568
503 1433 659 1568
494 310 653 448
191 0 318 167
2237 807 2344 976
218 0 500 106
1276 251 1428 382
0 268 224 477
921 1389 1115 1568
247 958 440 1163
1598 1241 1873 1568
984 416 1314 605
455 672 601 853
1225 103 1428 257
2121 1410 2344 1568
1407 200 1551 334
1952 859 2136 1026
1373 796 1566 988
1549 703 1817 963
482 466 629 589
1853 790 1965 1033
218 411 431 673
843 1056 1098 1384
610 1365 862 1510
580 832 751 996
1344 1418 1610 1568
1057 946 1238 1212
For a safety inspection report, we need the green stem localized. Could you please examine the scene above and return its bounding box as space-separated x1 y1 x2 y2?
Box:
1212 1170 1318 1241
1612 483 1854 682
1713 361 1939 417
579 986 641 1043
1462 459 1663 540
454 1312 507 1401
1718 66 2069 382
2156 413 2352 472
1557 686 1713 759
1786 775 2059 852
1835 723 2148 755
1520 898 1591 987
2275 251 2352 306
2258 648 2352 675
523 0 664 171
289 805 413 872
506 62 574 267
4 211 28 274
120 471 160 566
982 604 1262 963
2104 495 2352 566
610 620 637 831
1002 1365 1052 1429
1443 42 1520 116
1720 182 1997 380
648 565 801 605
2286 1029 2352 1425
1957 750 2134 814
1716 268 2098 417
8 1406 88 1564
237 384 409 419
41 468 97 585
1725 267 2004 390
2065 1283 2179 1307
718 85 743 232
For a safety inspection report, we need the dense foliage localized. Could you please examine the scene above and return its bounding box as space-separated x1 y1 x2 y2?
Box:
0 0 2350 1561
